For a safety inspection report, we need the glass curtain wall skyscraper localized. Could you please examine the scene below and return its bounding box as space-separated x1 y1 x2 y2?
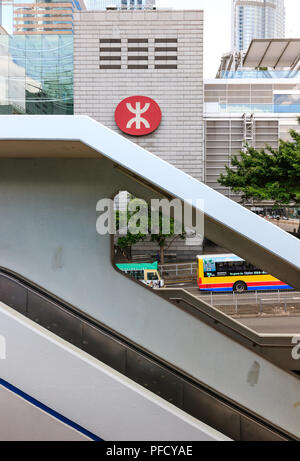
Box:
85 0 155 10
232 0 285 51
0 1 77 114
0 34 73 114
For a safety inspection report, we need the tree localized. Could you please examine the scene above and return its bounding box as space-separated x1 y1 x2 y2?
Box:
115 209 147 260
115 204 186 265
149 211 186 265
218 128 300 206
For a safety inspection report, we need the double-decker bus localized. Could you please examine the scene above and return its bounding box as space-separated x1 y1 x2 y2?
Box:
197 254 293 293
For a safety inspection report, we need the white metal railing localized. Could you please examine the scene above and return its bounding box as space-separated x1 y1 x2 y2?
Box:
159 263 197 278
201 290 300 316
204 101 300 114
258 296 300 314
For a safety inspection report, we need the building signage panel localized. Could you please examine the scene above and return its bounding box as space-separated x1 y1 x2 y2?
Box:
115 96 162 136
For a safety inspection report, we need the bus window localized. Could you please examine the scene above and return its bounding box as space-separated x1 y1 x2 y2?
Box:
215 262 267 277
127 270 144 280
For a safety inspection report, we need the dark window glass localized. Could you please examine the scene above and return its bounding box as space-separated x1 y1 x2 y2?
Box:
212 261 268 277
126 270 144 280
147 272 159 281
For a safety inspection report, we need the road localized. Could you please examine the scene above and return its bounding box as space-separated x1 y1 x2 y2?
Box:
198 290 300 306
174 283 300 306
265 218 299 234
168 283 300 334
239 317 300 335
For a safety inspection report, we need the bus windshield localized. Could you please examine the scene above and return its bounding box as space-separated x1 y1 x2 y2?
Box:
147 272 159 281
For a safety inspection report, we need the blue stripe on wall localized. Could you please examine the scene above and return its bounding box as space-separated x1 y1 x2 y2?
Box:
0 378 102 441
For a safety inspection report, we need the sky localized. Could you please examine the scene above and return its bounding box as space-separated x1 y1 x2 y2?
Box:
156 0 300 78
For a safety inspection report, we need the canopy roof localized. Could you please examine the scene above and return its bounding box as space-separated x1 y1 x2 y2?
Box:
243 38 300 69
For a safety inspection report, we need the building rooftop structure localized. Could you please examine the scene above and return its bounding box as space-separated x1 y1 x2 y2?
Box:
84 0 155 10
244 38 300 69
217 38 300 79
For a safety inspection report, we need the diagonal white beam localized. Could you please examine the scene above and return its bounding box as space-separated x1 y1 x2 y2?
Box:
0 115 299 289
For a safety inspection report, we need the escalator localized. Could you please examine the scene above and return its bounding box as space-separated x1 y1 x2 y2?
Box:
0 267 296 441
159 288 300 374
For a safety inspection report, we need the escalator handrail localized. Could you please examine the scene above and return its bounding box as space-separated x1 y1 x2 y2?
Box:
163 289 295 348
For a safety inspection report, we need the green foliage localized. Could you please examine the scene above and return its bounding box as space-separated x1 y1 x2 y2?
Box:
149 208 185 249
115 209 147 250
218 129 300 205
115 203 186 263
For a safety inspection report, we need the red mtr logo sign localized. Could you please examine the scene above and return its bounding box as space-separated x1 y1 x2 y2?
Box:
115 96 162 136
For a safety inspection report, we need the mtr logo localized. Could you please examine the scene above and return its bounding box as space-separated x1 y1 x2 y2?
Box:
115 96 162 136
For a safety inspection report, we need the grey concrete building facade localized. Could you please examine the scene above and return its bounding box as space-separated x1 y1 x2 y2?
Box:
73 9 204 181
204 79 300 201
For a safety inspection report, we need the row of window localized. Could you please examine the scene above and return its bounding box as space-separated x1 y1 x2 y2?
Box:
99 38 178 70
122 270 159 281
204 262 267 278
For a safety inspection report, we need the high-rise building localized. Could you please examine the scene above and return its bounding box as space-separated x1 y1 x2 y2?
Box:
0 1 78 113
85 0 155 10
0 33 74 114
13 0 86 35
232 0 285 51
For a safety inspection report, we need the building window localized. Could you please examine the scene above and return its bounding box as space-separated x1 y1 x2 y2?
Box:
98 37 179 71
99 39 121 69
127 38 149 69
274 93 300 113
154 38 178 69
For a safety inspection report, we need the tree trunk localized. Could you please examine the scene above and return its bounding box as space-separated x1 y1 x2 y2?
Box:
160 246 165 265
